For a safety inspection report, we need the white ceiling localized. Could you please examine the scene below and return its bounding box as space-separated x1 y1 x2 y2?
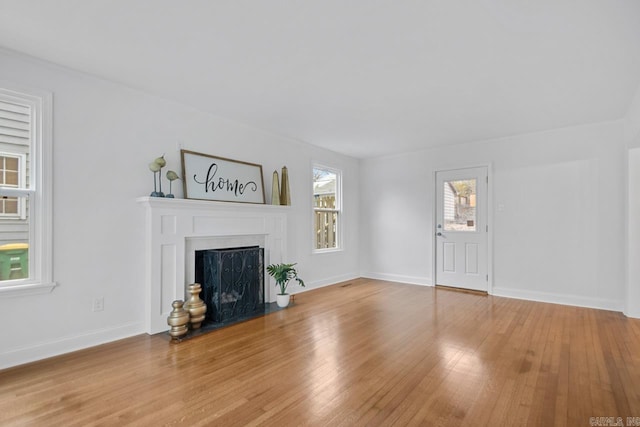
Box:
1 1 639 158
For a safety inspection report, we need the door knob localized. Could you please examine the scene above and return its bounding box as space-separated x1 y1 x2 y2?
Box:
436 232 443 237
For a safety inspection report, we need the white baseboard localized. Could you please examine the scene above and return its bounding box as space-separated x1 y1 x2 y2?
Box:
491 287 623 313
360 272 432 287
1 321 144 370
623 307 640 319
293 272 361 295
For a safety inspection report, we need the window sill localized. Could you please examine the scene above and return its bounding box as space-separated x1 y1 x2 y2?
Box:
0 281 58 298
313 248 344 255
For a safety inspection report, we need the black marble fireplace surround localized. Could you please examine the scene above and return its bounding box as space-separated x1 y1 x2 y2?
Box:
194 246 278 333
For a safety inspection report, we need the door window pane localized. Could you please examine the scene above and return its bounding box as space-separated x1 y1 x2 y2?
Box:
444 179 476 231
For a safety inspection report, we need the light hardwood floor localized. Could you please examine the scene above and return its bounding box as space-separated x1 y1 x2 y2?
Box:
1 278 639 426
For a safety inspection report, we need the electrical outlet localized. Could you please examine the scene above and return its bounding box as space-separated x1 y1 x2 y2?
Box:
93 297 104 312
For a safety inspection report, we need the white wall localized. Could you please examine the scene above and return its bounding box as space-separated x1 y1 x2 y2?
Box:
627 149 640 318
360 121 626 311
625 83 640 317
0 49 360 369
626 84 640 149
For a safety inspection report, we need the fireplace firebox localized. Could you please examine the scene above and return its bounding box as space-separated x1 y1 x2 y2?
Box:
195 246 265 325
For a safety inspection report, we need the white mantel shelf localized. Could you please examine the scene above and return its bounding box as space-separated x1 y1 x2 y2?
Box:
136 196 291 212
137 196 289 334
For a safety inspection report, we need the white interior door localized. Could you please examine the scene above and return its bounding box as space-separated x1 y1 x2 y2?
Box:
435 167 488 291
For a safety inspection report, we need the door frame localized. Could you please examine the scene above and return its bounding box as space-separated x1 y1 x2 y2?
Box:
432 163 494 294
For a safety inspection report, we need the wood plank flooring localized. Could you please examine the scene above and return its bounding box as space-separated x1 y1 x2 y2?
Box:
1 278 640 426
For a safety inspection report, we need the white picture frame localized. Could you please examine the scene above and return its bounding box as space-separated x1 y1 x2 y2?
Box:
181 150 265 204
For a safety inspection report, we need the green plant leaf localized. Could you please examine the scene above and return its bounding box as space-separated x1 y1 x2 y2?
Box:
266 263 304 295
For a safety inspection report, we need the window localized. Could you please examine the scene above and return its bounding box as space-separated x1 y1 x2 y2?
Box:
443 179 477 231
313 166 341 251
0 85 54 295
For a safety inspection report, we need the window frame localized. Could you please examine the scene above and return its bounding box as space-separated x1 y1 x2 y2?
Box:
0 83 55 297
312 164 343 253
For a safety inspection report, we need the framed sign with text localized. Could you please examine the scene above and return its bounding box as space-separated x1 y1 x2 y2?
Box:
181 150 265 204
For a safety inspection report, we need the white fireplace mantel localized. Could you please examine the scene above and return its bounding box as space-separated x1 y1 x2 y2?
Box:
137 196 289 334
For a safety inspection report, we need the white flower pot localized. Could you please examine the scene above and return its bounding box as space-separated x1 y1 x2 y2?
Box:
276 294 291 308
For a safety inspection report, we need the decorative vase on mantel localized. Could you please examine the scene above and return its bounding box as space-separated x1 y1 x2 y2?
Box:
271 170 281 205
167 300 190 340
280 166 290 206
184 283 207 329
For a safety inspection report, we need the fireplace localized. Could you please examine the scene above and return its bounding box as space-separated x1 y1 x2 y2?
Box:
195 246 265 325
138 196 288 334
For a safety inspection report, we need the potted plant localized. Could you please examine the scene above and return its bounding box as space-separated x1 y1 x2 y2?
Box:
266 263 305 308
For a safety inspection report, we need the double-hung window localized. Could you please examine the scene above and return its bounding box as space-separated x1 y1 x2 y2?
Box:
313 165 341 251
0 85 54 295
